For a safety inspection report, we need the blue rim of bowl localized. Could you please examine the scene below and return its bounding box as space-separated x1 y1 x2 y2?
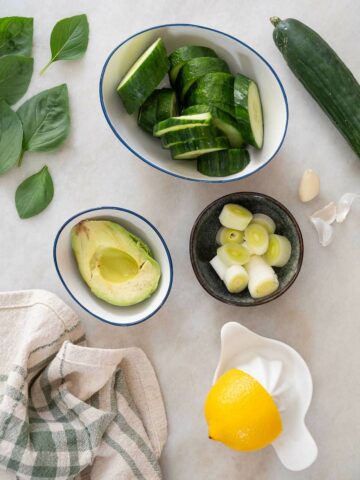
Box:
53 206 173 327
99 23 289 184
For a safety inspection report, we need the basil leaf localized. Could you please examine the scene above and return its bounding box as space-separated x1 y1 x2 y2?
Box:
0 100 23 175
0 55 33 105
17 84 70 152
0 17 33 57
41 14 89 74
15 165 54 219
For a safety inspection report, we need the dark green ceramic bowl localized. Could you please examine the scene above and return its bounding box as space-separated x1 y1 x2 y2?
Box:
190 192 303 306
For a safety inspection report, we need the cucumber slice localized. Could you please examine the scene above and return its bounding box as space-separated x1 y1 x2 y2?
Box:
245 256 279 298
170 136 229 160
210 255 227 280
234 74 264 148
117 38 169 114
138 88 178 134
216 227 244 245
176 57 230 100
169 45 218 84
197 148 250 177
219 204 253 231
250 213 276 234
224 265 249 293
183 105 244 147
217 243 250 266
264 234 292 267
153 113 212 136
184 72 235 116
160 126 216 149
244 224 269 255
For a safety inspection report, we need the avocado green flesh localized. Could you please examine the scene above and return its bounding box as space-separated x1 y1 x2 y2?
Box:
71 220 161 307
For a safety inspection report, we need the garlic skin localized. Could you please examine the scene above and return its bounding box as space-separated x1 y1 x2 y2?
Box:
299 169 320 202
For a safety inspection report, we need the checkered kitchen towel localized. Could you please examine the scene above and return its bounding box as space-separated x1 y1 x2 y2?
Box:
0 290 167 480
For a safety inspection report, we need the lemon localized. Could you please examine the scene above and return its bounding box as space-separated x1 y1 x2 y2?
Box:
204 369 282 451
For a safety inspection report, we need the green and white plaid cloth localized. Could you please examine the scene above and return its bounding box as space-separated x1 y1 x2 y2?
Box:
0 290 167 480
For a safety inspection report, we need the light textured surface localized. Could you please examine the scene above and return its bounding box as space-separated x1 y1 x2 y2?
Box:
1 1 359 479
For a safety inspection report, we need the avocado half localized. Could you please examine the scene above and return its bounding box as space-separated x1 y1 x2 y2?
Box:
71 220 161 306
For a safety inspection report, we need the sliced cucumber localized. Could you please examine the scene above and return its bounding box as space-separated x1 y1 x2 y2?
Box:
219 204 253 231
244 223 269 255
245 255 279 299
224 265 249 293
117 38 169 114
264 234 292 267
210 255 227 280
170 136 229 160
216 227 244 245
153 113 212 137
176 57 229 100
184 72 235 116
234 74 264 149
197 148 250 177
217 243 250 266
250 213 276 234
137 88 178 134
183 105 244 147
169 45 218 84
160 125 216 149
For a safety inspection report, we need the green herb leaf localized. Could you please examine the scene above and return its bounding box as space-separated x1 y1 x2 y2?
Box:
0 17 33 57
15 165 54 219
17 84 70 152
0 100 23 175
0 55 33 105
40 14 89 74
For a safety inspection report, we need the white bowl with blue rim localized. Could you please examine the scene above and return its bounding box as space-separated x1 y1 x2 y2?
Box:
99 23 288 183
53 207 173 326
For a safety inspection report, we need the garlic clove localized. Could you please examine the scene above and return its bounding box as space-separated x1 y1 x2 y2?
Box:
299 169 320 202
309 217 334 247
336 193 360 223
311 202 337 224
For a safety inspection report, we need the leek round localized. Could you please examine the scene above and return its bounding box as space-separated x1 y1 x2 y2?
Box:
219 204 253 231
264 234 292 267
245 256 279 298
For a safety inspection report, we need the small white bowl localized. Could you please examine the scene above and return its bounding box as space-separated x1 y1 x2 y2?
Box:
53 207 173 326
100 23 288 183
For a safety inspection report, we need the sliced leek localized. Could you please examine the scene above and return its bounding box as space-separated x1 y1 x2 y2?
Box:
244 223 269 255
245 256 279 298
217 243 250 266
264 234 292 267
251 213 276 234
219 204 253 231
224 265 249 293
216 227 243 245
210 255 227 280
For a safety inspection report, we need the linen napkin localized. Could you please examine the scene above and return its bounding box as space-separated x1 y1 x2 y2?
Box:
0 290 167 480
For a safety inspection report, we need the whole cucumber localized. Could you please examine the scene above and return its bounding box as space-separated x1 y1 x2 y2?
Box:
271 17 360 158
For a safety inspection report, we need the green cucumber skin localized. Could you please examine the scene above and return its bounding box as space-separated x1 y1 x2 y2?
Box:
184 73 235 116
137 89 177 134
176 57 230 100
272 17 360 157
160 126 217 148
234 74 261 148
183 104 244 147
170 136 229 159
197 148 250 176
117 39 169 114
169 46 217 84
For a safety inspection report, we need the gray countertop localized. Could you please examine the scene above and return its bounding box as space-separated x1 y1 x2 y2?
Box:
1 0 360 478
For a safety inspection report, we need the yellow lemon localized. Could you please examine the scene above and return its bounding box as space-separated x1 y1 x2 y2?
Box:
204 369 282 451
